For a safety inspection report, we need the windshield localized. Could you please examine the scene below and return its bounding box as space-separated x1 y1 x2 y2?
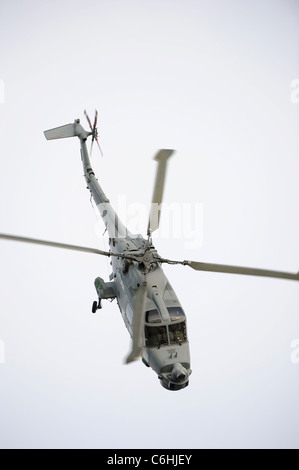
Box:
169 321 187 345
145 309 161 323
145 325 168 348
167 307 185 322
145 321 187 348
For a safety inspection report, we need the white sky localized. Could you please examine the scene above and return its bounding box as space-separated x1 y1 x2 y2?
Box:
0 0 299 449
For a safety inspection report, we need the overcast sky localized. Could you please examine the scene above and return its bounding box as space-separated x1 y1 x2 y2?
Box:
0 0 299 449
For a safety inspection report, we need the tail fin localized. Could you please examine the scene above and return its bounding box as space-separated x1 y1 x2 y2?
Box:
44 123 76 140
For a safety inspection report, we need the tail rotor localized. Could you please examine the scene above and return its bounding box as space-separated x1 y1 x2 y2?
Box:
84 109 103 157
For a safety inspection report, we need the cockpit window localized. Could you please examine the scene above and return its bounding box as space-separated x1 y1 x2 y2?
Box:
145 309 161 323
169 321 187 344
167 307 185 322
145 325 168 348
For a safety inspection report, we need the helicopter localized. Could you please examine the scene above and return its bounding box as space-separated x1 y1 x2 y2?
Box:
1 110 299 391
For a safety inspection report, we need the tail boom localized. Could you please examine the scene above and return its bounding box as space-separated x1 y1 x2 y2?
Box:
44 115 130 240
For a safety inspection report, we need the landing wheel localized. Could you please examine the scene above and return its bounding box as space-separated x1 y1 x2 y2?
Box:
92 300 98 313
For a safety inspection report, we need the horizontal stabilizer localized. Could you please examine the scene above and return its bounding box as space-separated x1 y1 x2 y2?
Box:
44 123 76 140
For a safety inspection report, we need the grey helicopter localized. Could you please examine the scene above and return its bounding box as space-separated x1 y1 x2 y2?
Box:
1 110 299 391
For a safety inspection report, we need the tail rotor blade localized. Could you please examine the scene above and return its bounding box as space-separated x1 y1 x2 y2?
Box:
85 109 102 157
93 109 98 130
90 139 94 157
95 138 103 157
84 109 93 131
125 281 148 364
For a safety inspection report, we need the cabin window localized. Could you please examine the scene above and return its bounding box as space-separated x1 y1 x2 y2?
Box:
169 321 187 345
145 325 168 348
167 306 185 322
145 309 161 323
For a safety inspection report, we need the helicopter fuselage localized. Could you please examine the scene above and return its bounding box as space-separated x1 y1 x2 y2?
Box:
75 121 191 390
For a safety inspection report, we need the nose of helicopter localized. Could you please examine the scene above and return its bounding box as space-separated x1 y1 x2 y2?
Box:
158 362 191 391
170 362 188 381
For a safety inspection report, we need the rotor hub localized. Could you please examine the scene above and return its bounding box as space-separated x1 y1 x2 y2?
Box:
135 248 160 272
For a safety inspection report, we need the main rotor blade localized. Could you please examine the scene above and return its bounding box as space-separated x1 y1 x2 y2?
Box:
0 233 111 257
147 149 174 236
125 281 148 364
0 233 140 263
185 261 299 281
161 257 299 281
